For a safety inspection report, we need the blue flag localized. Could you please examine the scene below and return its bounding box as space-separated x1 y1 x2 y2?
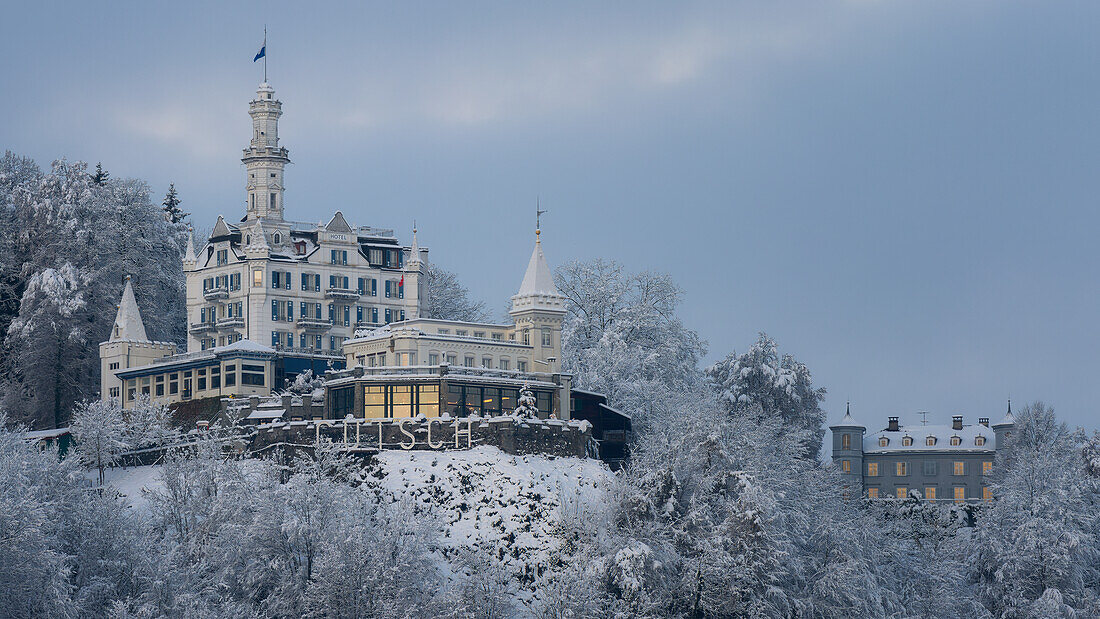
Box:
254 46 265 62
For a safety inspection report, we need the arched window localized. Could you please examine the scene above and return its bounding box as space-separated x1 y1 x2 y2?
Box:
901 436 913 446
926 436 936 446
273 232 281 244
950 436 962 446
974 436 986 446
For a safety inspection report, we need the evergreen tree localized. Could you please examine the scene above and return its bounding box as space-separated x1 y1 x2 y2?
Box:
91 162 109 185
161 183 188 224
514 383 539 418
706 332 827 460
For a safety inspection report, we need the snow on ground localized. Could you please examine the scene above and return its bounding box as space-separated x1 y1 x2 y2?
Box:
363 446 614 587
98 465 162 512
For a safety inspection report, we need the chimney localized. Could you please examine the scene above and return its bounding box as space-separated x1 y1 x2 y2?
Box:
978 417 989 427
952 415 963 430
887 416 899 432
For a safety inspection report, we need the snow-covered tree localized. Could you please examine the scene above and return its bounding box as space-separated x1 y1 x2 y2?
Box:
125 394 176 449
424 260 490 322
69 399 128 485
161 182 188 224
555 259 705 429
285 369 325 399
706 332 827 460
0 156 187 429
967 402 1100 617
514 383 539 419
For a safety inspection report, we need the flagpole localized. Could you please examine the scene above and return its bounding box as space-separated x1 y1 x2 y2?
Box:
263 26 268 82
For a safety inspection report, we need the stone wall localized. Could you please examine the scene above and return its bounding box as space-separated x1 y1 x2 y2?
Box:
248 415 594 459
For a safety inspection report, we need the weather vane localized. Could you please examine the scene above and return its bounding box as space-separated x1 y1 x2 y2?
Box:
536 197 547 235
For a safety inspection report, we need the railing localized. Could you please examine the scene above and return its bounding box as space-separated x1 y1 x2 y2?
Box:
189 322 216 333
202 286 229 300
296 317 334 331
216 317 244 330
272 345 343 359
325 287 361 300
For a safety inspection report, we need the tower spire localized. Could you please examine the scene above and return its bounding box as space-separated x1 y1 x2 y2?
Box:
242 73 289 222
536 198 547 239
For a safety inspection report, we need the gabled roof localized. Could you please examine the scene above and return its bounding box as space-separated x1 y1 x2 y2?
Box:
211 215 232 239
110 277 149 342
517 236 560 297
326 211 353 234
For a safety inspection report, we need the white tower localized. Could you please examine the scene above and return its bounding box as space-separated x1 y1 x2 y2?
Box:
243 82 289 221
99 276 176 403
509 227 567 373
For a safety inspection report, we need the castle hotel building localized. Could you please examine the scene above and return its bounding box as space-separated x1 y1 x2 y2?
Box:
830 405 1016 502
99 81 579 421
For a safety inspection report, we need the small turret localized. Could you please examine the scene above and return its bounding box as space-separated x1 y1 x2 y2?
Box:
828 402 866 494
509 226 566 373
244 219 269 258
99 276 175 404
182 229 197 271
992 399 1016 448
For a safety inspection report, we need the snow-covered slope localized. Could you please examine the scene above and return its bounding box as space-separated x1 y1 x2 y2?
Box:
362 446 614 587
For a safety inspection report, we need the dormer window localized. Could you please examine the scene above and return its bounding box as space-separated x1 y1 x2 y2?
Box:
950 436 962 446
901 436 913 446
273 232 281 244
879 437 889 447
926 436 937 446
974 436 986 446
246 235 252 246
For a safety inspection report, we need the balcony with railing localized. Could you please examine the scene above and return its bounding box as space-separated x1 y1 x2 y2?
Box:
297 317 334 331
216 317 245 330
189 321 216 334
202 286 229 300
325 287 361 300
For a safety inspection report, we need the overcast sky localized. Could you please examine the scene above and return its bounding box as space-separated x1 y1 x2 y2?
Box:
2 1 1097 432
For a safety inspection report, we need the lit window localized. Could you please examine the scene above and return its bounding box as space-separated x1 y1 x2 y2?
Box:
950 436 961 446
975 436 986 446
867 487 880 499
953 462 965 475
901 436 913 446
842 434 851 450
925 487 936 500
867 462 879 476
879 437 889 447
982 461 992 475
896 462 908 476
252 270 263 287
954 487 965 503
926 436 936 446
841 460 851 473
896 487 908 499
982 486 992 501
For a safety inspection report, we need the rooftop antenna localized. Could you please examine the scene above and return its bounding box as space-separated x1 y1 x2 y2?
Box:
919 411 929 426
536 197 547 238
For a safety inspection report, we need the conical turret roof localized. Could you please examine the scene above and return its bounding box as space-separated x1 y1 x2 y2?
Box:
110 276 149 342
517 235 560 297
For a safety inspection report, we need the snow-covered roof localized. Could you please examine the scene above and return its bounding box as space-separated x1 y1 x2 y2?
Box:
516 236 561 297
220 339 276 354
246 408 286 420
110 277 149 342
23 427 70 440
864 424 997 453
